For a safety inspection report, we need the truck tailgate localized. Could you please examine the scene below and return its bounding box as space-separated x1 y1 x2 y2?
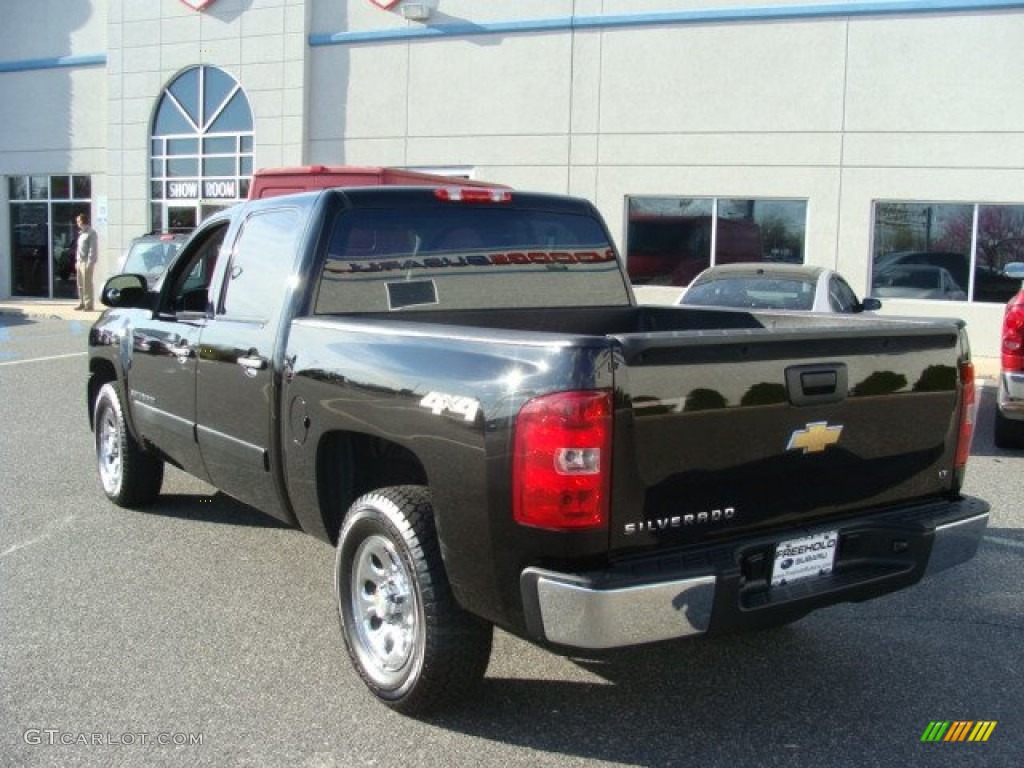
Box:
608 319 967 554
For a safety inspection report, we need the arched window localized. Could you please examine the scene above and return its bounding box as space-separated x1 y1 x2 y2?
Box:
150 66 253 231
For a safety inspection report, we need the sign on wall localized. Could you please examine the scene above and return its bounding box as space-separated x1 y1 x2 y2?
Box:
166 180 238 200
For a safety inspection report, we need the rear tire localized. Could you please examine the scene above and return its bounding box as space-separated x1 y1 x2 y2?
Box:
335 486 493 716
93 382 164 506
994 406 1024 449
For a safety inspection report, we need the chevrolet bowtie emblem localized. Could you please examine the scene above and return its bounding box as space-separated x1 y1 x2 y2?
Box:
787 422 843 454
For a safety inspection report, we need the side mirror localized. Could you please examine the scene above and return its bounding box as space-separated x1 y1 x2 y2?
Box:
101 273 151 309
859 297 882 312
1005 262 1024 281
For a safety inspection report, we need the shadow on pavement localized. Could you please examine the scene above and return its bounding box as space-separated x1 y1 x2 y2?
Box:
971 383 1024 457
0 312 38 329
137 491 292 529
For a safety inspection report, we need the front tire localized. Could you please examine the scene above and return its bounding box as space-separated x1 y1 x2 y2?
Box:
335 486 493 716
93 382 164 506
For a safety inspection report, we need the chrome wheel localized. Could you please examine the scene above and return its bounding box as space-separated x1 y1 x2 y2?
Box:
335 487 493 714
96 403 122 495
349 533 420 688
92 382 163 507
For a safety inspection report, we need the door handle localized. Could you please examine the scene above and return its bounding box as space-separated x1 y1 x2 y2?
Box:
785 363 848 406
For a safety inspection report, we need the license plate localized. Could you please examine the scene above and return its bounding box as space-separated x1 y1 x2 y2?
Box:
771 530 838 587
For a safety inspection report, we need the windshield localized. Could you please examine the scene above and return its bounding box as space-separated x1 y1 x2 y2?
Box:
123 240 181 277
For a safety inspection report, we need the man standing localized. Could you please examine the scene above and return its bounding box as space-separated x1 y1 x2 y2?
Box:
75 213 97 311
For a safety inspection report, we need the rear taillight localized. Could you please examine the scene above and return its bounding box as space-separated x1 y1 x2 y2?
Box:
512 390 612 531
954 361 976 481
434 187 512 203
1002 300 1024 372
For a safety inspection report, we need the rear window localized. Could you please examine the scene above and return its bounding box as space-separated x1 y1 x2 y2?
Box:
683 277 816 310
314 206 629 313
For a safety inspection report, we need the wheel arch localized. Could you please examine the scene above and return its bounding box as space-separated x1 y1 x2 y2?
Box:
88 357 118 431
315 430 429 545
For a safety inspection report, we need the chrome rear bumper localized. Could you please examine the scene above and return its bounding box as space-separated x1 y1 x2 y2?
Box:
521 569 715 649
522 507 988 650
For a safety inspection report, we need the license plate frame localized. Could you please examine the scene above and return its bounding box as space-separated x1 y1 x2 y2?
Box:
770 530 839 587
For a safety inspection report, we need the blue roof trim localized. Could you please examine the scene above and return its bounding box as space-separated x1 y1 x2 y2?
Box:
0 53 106 74
309 0 1024 46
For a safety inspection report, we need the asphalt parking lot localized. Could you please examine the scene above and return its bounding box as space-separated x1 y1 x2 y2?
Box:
1 312 1021 768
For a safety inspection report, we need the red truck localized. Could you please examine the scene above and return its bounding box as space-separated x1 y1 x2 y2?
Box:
248 165 507 200
995 262 1024 448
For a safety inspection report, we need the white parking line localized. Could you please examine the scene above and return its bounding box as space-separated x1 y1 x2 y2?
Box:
0 352 86 367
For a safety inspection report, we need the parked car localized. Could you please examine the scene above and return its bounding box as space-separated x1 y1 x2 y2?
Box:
872 264 968 301
678 263 881 313
995 262 1024 449
116 231 190 287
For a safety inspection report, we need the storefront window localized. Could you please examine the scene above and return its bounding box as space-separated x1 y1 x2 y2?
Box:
29 176 49 200
871 202 1022 303
51 176 70 199
976 205 1024 303
626 196 807 286
8 175 91 299
150 65 253 232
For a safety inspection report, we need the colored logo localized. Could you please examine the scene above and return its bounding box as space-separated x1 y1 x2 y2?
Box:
180 0 217 10
921 721 997 742
368 0 402 8
787 421 843 454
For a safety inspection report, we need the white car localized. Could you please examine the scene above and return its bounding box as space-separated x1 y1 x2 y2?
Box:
677 263 881 313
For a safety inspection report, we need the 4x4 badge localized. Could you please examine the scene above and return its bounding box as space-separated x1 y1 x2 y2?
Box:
787 422 843 454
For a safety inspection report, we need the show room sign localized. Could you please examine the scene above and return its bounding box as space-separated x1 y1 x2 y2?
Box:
167 180 237 200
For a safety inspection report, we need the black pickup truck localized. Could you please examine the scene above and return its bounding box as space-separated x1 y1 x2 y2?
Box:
88 186 988 715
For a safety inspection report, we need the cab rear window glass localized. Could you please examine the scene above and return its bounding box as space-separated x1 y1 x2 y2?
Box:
315 207 629 313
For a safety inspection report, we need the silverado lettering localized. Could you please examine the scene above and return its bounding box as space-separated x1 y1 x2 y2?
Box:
88 186 989 718
624 507 737 535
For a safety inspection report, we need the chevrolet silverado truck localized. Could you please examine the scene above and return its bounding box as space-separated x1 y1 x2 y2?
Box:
88 186 989 715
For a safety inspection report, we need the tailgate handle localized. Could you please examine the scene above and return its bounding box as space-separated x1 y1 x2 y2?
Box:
786 363 847 406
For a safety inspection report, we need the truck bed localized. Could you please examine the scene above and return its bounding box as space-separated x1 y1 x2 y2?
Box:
293 303 968 555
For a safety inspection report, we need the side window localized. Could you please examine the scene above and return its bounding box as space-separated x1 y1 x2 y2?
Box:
161 223 229 314
218 209 300 321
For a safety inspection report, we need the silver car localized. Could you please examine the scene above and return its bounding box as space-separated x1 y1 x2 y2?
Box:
678 263 881 313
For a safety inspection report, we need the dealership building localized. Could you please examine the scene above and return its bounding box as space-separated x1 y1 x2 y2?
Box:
2 0 1023 355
